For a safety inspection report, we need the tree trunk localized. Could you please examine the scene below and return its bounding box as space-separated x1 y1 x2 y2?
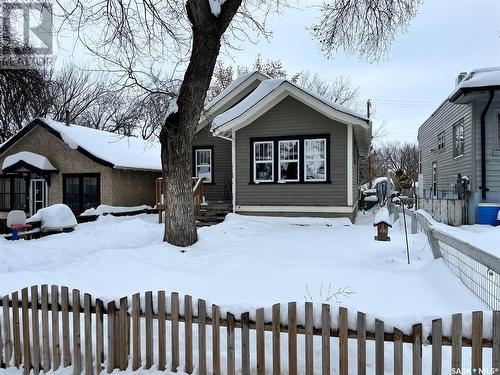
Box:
160 0 242 247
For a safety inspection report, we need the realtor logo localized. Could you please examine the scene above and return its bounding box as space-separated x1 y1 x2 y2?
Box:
1 1 53 69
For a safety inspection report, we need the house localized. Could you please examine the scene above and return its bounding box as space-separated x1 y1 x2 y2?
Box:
0 71 371 224
417 67 500 224
0 118 161 218
194 72 372 222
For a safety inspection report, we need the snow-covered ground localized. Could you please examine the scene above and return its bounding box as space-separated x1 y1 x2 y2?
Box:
418 210 500 257
0 210 493 374
0 210 484 318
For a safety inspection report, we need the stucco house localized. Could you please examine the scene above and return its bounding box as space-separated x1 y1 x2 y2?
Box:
0 118 161 218
194 72 372 222
417 67 500 224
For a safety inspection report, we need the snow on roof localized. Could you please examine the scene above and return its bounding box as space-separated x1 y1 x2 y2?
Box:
2 151 57 171
373 207 392 227
40 118 161 171
206 71 265 111
212 79 284 129
211 78 369 130
449 66 500 100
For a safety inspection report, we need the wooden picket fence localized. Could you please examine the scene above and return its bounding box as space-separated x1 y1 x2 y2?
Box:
1 285 500 374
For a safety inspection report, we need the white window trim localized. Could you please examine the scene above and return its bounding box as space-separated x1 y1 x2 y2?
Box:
278 140 300 182
195 148 212 183
304 138 327 182
253 141 274 183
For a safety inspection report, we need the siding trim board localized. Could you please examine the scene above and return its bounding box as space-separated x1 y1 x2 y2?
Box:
235 205 356 213
347 124 353 206
248 134 331 184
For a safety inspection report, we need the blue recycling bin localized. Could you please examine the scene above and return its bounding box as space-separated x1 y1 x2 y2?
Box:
477 203 500 226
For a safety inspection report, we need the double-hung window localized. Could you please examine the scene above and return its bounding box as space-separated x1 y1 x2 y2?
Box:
254 141 274 182
279 140 299 181
304 138 327 181
452 119 464 157
195 148 213 183
437 131 445 151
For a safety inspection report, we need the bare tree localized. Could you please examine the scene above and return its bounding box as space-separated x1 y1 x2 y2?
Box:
369 141 418 190
296 71 361 112
313 0 422 62
49 66 111 124
207 61 234 102
54 0 422 247
0 48 52 142
208 59 362 112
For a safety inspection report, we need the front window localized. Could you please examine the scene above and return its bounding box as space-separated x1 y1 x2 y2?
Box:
304 138 327 181
254 141 274 182
279 140 299 181
0 176 28 211
63 174 100 213
453 119 464 157
195 148 213 183
437 131 445 151
0 178 10 209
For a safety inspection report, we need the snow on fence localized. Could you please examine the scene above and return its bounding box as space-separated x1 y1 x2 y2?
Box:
1 285 500 375
399 207 500 310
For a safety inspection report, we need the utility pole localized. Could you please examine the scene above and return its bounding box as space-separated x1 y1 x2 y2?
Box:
367 99 372 187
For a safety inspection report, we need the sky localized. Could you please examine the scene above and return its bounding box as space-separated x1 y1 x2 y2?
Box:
216 0 500 144
50 0 500 144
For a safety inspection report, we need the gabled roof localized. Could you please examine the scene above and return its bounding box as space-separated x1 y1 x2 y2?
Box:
449 66 500 102
0 118 162 172
211 78 371 154
198 71 269 130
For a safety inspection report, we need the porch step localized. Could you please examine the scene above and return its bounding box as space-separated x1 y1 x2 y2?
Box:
196 202 232 227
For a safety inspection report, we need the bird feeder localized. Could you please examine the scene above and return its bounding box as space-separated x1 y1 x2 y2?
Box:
374 221 392 241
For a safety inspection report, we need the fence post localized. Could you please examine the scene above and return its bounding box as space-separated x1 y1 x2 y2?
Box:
416 212 442 259
2 295 12 367
411 213 418 234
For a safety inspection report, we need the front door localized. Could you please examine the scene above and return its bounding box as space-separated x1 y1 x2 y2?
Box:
30 179 47 216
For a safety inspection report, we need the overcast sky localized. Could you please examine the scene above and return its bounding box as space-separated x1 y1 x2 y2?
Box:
53 0 500 144
218 0 500 144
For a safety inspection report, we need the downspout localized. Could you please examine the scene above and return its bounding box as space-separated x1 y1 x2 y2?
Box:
480 89 494 200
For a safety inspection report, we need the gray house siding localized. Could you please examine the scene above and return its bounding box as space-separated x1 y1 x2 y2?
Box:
234 96 349 208
192 126 232 202
418 100 473 197
473 95 500 192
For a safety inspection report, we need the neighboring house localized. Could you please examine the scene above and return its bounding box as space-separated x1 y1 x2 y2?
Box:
195 72 372 222
418 67 500 224
0 118 161 218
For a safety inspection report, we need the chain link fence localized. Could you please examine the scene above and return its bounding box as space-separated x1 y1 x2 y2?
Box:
401 207 500 310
